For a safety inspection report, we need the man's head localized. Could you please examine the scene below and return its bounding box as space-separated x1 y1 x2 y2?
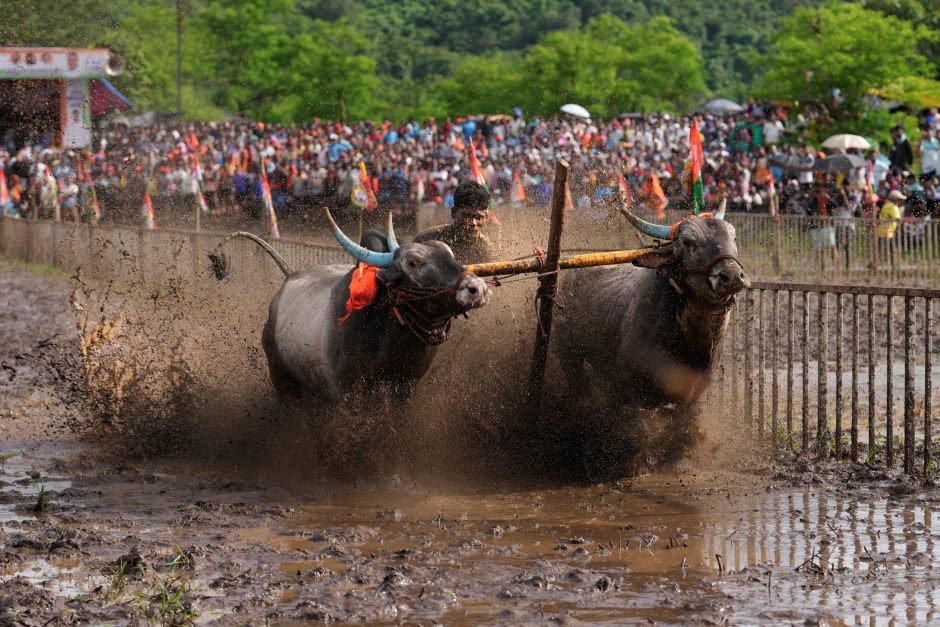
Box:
452 180 489 236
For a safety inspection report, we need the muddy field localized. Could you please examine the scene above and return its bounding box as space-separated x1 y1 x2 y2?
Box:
2 257 940 625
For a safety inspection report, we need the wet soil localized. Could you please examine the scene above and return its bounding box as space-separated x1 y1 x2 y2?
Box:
3 260 940 625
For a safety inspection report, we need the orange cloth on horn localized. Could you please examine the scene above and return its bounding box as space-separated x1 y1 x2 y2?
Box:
338 263 380 325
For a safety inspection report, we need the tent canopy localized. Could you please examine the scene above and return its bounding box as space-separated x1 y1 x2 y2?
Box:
90 78 132 118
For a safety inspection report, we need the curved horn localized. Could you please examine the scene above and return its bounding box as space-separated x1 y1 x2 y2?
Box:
713 197 727 220
324 207 395 267
619 207 672 240
385 211 399 253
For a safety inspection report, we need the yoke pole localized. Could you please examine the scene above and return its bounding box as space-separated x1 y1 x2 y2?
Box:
525 159 569 414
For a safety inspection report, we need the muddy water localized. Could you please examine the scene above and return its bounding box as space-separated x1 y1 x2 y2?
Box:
3 440 940 625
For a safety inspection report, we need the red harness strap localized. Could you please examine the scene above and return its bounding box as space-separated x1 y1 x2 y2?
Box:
668 212 713 240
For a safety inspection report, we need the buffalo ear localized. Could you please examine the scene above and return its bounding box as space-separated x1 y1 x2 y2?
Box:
633 243 675 269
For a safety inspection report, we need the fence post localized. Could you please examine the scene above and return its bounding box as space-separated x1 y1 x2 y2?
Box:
835 293 843 459
851 293 859 462
925 298 933 482
787 290 794 448
868 294 876 461
818 291 829 455
772 290 780 448
802 290 810 453
886 295 894 468
904 296 915 476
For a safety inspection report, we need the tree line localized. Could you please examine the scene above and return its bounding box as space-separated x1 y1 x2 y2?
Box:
1 0 938 125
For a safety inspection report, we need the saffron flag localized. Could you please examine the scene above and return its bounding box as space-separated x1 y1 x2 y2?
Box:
511 168 526 205
687 120 704 213
142 188 156 230
0 170 9 209
768 176 778 219
643 173 668 219
617 174 632 209
564 180 574 210
260 160 281 239
359 162 378 211
469 144 486 187
866 162 877 203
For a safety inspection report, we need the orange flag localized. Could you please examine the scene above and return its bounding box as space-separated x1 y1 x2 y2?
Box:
643 173 668 219
511 168 526 204
617 174 632 209
469 145 486 187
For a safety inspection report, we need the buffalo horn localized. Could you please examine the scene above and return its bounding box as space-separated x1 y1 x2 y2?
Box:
385 211 399 253
619 207 672 240
713 197 727 220
324 207 395 267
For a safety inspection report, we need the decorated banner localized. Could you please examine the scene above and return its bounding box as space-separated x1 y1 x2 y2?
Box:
469 144 486 187
260 159 281 239
643 173 668 220
511 168 526 205
617 174 632 209
686 120 704 213
0 169 10 209
358 161 378 211
142 187 155 230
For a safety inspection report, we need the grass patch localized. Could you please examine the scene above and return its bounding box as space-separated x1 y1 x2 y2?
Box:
0 252 68 278
0 450 20 470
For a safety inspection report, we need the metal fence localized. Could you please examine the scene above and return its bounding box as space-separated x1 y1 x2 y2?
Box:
0 217 348 288
713 282 938 479
702 212 940 286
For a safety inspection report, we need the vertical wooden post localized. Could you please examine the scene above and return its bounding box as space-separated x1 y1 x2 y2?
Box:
526 159 569 413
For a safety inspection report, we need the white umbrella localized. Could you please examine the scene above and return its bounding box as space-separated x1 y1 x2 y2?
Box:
560 103 591 119
703 98 744 115
821 134 871 151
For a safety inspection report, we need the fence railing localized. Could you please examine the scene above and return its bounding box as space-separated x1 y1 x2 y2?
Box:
0 216 348 288
684 211 940 286
711 281 938 479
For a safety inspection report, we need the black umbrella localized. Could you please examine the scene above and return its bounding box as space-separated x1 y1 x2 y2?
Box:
769 153 805 172
812 153 867 173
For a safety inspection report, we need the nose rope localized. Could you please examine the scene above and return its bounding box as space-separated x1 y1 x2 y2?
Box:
380 271 482 345
679 253 745 276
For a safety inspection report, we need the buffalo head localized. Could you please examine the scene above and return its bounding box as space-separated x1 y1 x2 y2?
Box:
621 207 748 306
325 209 489 330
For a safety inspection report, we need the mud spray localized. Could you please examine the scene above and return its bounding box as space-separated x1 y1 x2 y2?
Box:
52 209 752 488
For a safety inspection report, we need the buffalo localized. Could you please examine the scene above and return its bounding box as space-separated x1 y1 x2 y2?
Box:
554 206 747 476
211 211 489 402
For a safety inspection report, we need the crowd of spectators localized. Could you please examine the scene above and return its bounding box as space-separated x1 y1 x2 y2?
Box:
2 104 939 235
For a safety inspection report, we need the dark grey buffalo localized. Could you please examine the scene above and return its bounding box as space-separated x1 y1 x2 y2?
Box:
211 211 489 402
556 206 747 410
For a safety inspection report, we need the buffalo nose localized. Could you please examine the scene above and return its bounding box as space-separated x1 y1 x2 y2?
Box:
711 266 748 294
456 275 489 309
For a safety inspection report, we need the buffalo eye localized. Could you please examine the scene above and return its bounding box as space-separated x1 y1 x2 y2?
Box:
407 258 424 270
681 237 696 250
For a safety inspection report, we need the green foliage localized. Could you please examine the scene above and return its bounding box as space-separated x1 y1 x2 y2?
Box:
436 15 706 118
3 0 939 123
757 3 935 117
530 15 706 116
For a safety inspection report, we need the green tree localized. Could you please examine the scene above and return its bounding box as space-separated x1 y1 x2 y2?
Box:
756 3 935 117
520 15 706 118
